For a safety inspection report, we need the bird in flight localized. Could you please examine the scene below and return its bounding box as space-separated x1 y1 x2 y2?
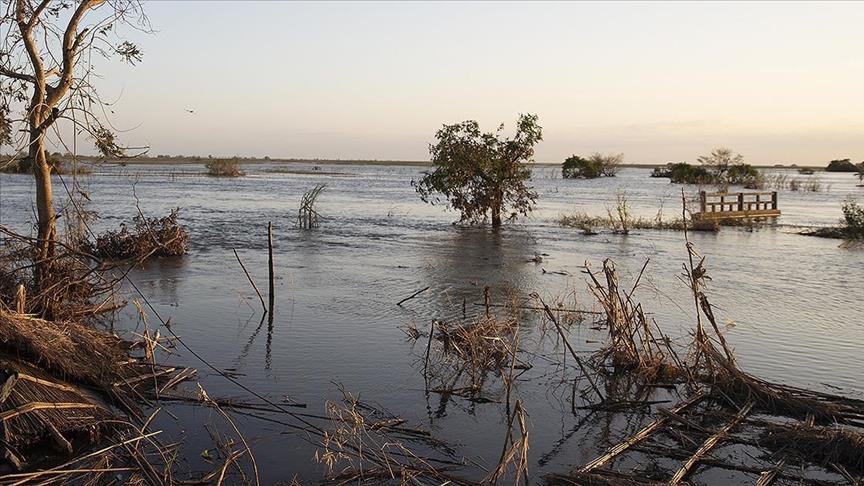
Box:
185 109 195 114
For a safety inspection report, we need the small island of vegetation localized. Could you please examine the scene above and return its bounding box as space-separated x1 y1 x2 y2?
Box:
650 147 762 189
561 152 622 179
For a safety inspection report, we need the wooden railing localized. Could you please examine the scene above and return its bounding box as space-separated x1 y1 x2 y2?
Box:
695 191 780 220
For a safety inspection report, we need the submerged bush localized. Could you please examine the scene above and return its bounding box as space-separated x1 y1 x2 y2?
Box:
650 160 761 188
804 198 864 240
651 163 713 184
94 208 189 259
562 152 622 179
205 158 244 177
841 198 864 239
825 159 858 172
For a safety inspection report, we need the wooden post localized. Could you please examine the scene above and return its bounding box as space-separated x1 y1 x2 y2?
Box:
268 222 274 317
771 191 778 211
699 191 707 213
737 193 744 212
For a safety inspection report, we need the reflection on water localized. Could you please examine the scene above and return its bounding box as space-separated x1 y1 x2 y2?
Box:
1 163 862 482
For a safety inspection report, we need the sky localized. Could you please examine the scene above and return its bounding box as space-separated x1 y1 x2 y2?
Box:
60 1 864 165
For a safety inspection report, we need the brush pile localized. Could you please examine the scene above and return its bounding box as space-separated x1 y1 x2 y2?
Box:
93 208 189 259
0 227 119 320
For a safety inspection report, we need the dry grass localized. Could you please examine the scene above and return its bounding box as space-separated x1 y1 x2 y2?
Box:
558 212 718 234
762 423 864 474
585 260 682 384
0 310 194 415
205 158 245 177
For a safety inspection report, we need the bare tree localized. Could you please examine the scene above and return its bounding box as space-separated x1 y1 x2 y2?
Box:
697 147 744 191
0 0 147 287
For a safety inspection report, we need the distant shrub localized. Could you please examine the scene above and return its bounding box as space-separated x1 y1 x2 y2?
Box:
651 155 761 188
562 152 622 179
651 163 713 184
825 159 858 172
205 158 244 177
94 208 189 259
727 163 761 187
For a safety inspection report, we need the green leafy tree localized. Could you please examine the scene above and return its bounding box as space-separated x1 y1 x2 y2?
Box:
414 114 542 227
0 0 146 287
562 152 622 179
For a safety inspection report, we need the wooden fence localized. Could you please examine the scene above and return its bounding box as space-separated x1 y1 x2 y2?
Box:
694 191 780 220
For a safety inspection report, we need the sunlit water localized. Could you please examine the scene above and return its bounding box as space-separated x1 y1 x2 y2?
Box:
1 164 862 483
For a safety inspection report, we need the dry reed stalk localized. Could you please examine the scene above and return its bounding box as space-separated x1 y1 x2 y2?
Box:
486 399 529 485
316 387 468 485
584 259 682 385
197 384 260 486
298 184 325 229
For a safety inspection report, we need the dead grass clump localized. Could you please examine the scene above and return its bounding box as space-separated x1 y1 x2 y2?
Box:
762 423 864 474
94 208 188 260
317 387 465 485
0 310 193 414
436 315 519 374
205 158 245 177
586 260 682 384
0 229 119 321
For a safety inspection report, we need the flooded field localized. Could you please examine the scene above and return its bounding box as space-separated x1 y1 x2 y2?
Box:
1 163 862 483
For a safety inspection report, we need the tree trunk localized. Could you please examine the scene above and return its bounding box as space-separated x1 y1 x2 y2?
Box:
491 189 503 227
30 121 57 288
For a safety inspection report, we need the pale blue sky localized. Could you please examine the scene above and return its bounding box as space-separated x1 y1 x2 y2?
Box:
90 1 863 164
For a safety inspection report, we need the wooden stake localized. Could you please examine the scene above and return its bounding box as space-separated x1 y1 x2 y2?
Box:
267 222 274 317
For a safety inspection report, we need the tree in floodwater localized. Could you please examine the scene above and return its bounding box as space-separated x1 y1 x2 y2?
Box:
0 0 147 287
413 114 542 227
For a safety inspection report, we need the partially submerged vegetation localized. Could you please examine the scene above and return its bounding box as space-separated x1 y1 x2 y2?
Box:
205 157 245 177
414 114 542 227
561 153 622 179
651 148 763 189
803 198 864 240
298 184 326 229
825 158 862 172
94 208 189 259
559 211 719 234
763 172 825 192
389 226 864 485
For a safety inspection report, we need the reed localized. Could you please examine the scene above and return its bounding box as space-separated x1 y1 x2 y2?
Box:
298 184 326 229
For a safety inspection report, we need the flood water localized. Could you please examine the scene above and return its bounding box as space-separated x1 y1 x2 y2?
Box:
1 163 863 483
